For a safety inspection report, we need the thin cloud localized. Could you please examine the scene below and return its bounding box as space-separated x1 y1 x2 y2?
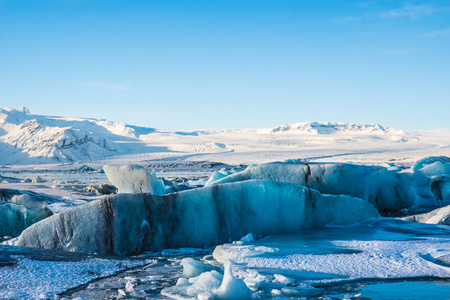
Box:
424 27 450 37
77 81 129 91
331 16 361 24
380 5 449 20
331 3 450 24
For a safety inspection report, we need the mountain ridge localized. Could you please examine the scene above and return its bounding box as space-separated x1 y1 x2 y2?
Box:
0 107 418 164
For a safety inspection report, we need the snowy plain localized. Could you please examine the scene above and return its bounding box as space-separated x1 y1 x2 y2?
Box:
0 107 449 299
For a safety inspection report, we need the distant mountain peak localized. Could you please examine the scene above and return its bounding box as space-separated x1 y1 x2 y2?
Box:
19 107 30 114
271 122 389 134
0 108 418 165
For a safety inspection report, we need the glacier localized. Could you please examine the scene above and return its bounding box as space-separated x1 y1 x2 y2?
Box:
15 180 379 255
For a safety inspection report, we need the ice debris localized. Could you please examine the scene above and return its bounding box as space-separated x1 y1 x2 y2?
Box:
117 281 146 299
16 180 379 255
162 260 256 300
103 164 165 195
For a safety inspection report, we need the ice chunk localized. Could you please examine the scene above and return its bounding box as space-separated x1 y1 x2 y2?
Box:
32 175 45 183
10 194 48 209
117 281 146 299
0 202 52 236
103 165 165 195
244 275 266 291
205 169 232 186
402 205 450 225
73 165 96 173
240 233 254 243
215 260 255 299
211 162 420 211
162 270 223 299
181 258 214 278
273 274 294 284
16 180 379 255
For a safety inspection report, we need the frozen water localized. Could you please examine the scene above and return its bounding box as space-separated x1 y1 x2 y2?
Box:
210 218 450 285
16 180 379 255
103 164 165 195
161 218 450 299
0 245 147 300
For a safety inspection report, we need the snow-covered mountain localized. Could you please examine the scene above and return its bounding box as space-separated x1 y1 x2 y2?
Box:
0 107 438 165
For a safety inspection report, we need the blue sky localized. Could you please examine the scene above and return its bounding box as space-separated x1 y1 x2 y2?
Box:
0 0 449 130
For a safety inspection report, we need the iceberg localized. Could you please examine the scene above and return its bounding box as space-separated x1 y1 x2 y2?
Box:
0 201 52 237
103 164 165 195
16 180 379 255
211 162 419 211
